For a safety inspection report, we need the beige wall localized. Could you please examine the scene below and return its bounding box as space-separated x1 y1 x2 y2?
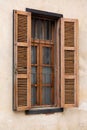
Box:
0 0 87 129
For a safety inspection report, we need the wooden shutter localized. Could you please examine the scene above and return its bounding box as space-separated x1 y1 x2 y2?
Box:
13 10 31 111
60 18 78 107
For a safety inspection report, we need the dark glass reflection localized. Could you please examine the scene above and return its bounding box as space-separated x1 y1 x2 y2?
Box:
31 46 37 64
42 87 51 105
42 67 52 84
43 47 51 64
31 86 37 105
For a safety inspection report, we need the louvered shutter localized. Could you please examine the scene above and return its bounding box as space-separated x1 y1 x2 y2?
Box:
60 18 78 107
13 10 31 111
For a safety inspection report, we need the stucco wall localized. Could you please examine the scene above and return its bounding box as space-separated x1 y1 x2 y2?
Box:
0 0 87 130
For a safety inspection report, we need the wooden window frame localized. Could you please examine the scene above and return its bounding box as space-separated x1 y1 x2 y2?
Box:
31 16 55 107
26 10 63 111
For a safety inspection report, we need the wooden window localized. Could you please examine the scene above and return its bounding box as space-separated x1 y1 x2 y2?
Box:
13 10 78 112
31 17 55 107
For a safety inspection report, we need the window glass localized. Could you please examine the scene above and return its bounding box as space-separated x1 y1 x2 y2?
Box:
31 46 37 64
43 47 51 64
42 67 52 84
42 87 51 105
32 19 52 40
31 86 37 105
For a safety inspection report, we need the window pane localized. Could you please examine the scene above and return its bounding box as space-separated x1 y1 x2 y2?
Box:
44 20 52 40
31 67 37 84
39 20 44 39
42 67 52 84
31 46 37 64
43 47 51 64
32 19 53 40
32 19 39 39
49 21 52 40
42 87 51 105
31 86 37 105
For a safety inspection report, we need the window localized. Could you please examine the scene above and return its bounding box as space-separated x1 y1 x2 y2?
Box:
13 9 78 112
31 18 55 107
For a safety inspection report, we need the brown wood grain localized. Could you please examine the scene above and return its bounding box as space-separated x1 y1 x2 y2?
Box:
14 10 31 111
60 18 78 107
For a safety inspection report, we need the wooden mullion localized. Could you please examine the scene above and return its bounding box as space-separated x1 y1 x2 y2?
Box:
41 64 54 67
37 44 40 105
31 64 38 66
31 39 54 44
32 104 55 108
41 44 53 47
51 46 54 104
39 44 42 105
31 43 39 46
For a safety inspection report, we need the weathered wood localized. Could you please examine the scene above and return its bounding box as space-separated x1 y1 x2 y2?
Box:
60 18 78 107
13 10 31 111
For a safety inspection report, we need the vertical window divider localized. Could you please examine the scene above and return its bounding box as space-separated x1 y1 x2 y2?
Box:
39 44 42 105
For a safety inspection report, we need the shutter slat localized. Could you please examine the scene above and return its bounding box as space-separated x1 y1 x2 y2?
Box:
65 22 74 47
65 50 74 75
13 10 31 111
18 14 27 42
17 46 27 74
61 18 78 107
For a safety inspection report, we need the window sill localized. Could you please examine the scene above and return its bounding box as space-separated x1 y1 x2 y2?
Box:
25 107 63 115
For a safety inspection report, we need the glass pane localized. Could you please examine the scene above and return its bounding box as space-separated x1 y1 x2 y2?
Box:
31 46 37 64
43 47 51 64
49 21 52 40
42 67 52 84
32 18 53 40
44 20 52 40
31 86 37 105
31 67 37 84
32 19 38 39
42 87 51 105
39 20 44 39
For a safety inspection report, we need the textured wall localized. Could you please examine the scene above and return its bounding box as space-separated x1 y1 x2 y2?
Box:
0 0 87 130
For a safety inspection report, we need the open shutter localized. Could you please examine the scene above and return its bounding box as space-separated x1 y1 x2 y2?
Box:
13 10 31 111
61 18 78 107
